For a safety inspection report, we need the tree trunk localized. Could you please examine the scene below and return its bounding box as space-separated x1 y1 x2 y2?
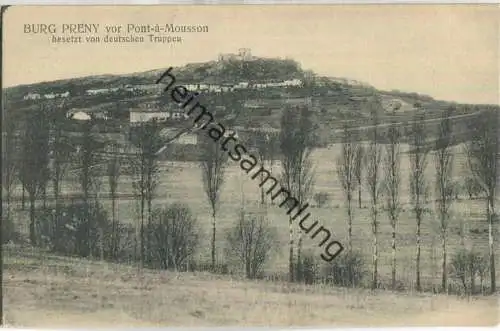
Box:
289 215 294 283
260 170 265 205
441 230 447 292
53 178 60 250
111 195 116 259
391 225 396 291
29 194 36 245
211 210 216 269
347 194 352 252
358 184 362 209
22 184 26 210
372 210 378 290
140 195 145 269
488 197 496 293
5 185 11 220
42 186 47 209
416 217 421 291
99 224 104 261
147 197 153 265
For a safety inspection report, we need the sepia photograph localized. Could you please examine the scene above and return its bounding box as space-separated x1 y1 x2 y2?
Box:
1 4 499 327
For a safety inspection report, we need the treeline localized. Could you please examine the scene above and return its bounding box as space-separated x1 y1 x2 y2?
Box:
1 97 498 297
334 97 498 295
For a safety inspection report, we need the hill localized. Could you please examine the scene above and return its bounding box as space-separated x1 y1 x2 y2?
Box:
3 53 498 149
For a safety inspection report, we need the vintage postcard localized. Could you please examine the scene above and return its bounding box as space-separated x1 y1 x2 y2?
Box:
1 4 499 327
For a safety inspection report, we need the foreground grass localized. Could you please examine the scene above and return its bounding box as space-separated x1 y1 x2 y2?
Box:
2 245 498 327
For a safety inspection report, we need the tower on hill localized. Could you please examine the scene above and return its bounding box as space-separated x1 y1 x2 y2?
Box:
218 48 253 62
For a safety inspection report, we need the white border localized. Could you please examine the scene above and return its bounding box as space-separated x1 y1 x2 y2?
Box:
0 0 499 4
1 1 499 331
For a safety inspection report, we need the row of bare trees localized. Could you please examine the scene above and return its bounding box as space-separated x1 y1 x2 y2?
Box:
336 97 497 293
2 99 496 294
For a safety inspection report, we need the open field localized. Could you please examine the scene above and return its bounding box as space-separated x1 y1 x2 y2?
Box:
2 245 499 327
6 143 499 289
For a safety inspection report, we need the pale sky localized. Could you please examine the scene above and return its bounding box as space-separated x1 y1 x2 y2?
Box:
3 5 499 104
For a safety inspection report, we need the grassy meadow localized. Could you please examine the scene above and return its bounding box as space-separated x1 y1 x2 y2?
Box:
6 142 499 291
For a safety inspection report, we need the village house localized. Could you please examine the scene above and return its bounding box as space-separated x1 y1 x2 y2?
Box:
130 111 170 125
135 84 161 92
184 83 199 91
234 82 249 89
23 93 41 100
94 111 111 120
221 84 234 92
284 78 303 87
44 93 57 99
86 88 109 96
70 111 91 121
222 128 239 140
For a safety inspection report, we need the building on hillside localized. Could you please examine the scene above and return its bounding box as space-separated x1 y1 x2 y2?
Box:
184 83 199 91
176 133 198 145
23 93 41 100
70 111 91 121
218 48 253 62
222 128 239 140
135 84 161 92
283 79 303 87
129 110 170 125
221 84 234 92
44 93 57 99
86 89 109 96
94 111 111 120
234 82 249 89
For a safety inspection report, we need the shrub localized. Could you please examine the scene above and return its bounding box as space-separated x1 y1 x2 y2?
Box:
450 248 488 295
296 252 319 284
37 201 111 258
1 216 19 244
321 250 366 287
464 177 483 199
225 211 278 279
313 192 330 208
146 203 199 271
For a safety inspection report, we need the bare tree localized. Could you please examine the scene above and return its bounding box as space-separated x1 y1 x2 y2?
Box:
226 211 278 279
434 108 455 292
279 106 315 282
148 203 199 271
75 120 103 258
19 107 51 245
252 132 271 206
354 144 364 208
130 120 162 269
383 109 401 291
336 122 358 251
106 142 122 259
465 108 498 293
200 134 228 269
2 113 18 221
409 111 429 292
364 97 384 290
49 106 74 250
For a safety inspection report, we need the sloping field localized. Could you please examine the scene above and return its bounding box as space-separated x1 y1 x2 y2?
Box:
2 245 498 327
6 143 500 291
